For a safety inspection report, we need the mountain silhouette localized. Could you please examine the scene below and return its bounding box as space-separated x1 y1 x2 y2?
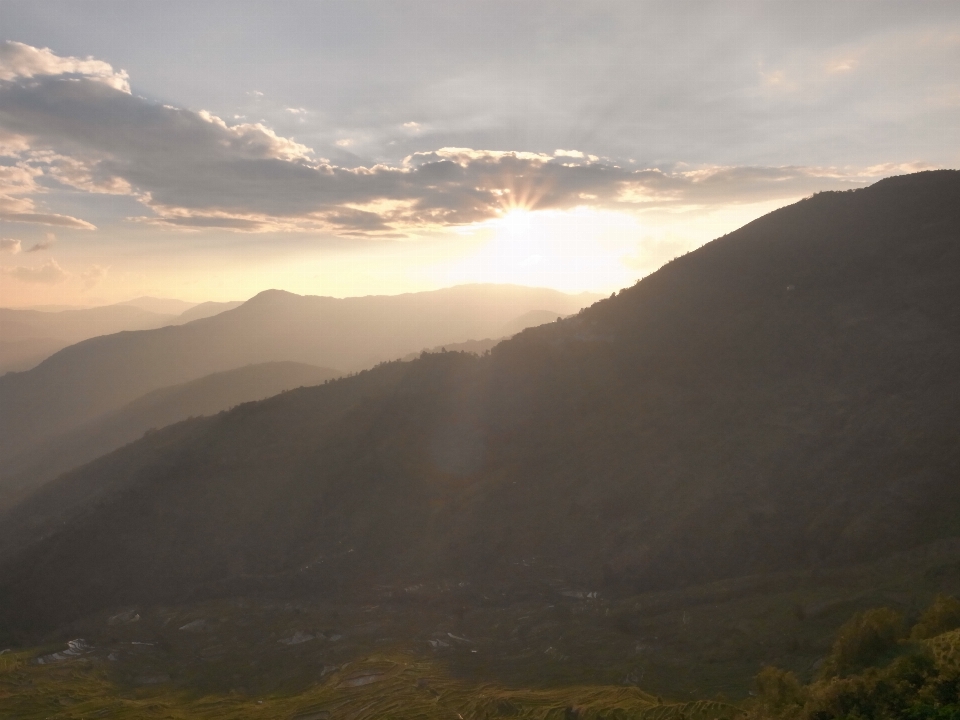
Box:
1 171 958 637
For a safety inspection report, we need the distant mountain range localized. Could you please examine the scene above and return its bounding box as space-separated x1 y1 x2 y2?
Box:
0 304 175 373
0 284 599 467
0 298 243 373
113 296 200 315
175 300 244 323
2 170 957 636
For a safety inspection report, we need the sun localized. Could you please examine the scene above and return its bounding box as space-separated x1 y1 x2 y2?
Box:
491 208 540 238
431 207 645 293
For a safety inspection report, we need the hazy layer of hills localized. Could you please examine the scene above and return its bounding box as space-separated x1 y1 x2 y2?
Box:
0 361 339 515
0 304 175 373
0 297 243 373
0 284 597 466
114 296 199 315
2 170 957 638
176 300 244 323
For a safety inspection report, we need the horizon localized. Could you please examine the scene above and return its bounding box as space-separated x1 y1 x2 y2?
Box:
3 280 607 311
2 1 958 306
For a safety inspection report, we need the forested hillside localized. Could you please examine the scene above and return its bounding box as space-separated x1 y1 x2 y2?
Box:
2 171 958 645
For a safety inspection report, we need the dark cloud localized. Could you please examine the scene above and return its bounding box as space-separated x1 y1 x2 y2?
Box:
0 41 934 237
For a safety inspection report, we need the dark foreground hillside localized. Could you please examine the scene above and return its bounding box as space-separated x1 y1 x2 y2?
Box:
2 170 959 644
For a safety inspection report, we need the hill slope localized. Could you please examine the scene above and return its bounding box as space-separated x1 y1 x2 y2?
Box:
0 284 598 463
1 170 958 636
0 304 178 372
173 300 244 323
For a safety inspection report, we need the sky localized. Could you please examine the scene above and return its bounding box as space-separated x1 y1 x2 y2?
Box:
0 0 958 307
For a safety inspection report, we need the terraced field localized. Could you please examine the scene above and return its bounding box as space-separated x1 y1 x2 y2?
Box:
0 646 740 720
4 537 960 719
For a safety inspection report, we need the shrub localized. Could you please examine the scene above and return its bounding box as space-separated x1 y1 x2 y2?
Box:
821 607 904 678
756 665 806 711
912 595 960 640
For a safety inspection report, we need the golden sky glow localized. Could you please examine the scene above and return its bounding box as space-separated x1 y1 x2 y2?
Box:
1 2 958 306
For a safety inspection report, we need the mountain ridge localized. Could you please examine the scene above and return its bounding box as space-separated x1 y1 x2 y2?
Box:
0 284 600 464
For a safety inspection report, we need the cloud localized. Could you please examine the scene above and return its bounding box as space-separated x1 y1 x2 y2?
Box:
0 41 934 237
1 258 68 284
80 264 107 290
0 41 129 92
0 238 21 254
0 128 30 155
0 151 97 229
25 239 54 252
0 188 96 230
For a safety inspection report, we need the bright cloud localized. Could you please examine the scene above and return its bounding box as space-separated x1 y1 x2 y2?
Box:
0 40 130 91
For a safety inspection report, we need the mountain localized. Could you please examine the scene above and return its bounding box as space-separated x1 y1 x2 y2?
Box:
0 304 177 373
0 335 68 375
115 296 198 315
0 299 245 373
401 336 503 361
0 285 599 465
397 309 569 361
1 170 958 637
173 300 244 324
499 308 565 337
0 361 340 515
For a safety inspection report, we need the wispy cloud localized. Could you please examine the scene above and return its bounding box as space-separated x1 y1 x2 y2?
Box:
0 138 97 229
25 239 54 252
0 238 22 254
80 263 107 290
1 257 68 284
